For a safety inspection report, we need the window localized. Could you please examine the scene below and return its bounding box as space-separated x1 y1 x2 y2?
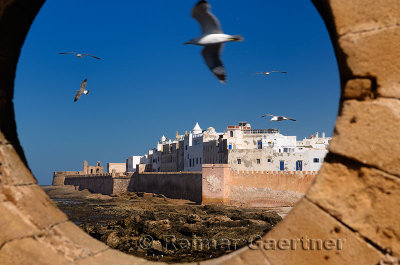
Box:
267 158 271 162
258 141 262 149
189 159 192 167
237 159 241 164
283 148 288 152
230 131 234 137
196 158 198 164
256 159 260 164
200 158 202 164
313 158 320 163
229 144 232 150
185 145 187 150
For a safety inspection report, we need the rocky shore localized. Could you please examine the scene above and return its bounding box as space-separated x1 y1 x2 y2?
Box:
44 186 285 263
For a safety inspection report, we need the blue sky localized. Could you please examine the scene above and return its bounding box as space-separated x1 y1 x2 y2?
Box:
14 0 340 184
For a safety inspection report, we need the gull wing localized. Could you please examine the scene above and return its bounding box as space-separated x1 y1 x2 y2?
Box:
282 116 296 121
261 114 275 117
74 91 83 102
201 44 226 83
192 0 222 34
59 52 76 55
80 78 87 90
82 54 102 60
74 79 87 102
271 71 287 73
250 72 266 76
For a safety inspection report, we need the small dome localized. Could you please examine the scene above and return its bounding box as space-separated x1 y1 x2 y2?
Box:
192 122 202 135
161 135 166 142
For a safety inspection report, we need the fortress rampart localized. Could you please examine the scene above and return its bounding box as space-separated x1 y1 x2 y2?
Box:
54 165 316 207
202 164 316 207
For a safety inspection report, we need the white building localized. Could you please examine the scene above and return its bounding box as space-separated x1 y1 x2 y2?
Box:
135 121 331 173
126 156 142 172
184 123 204 171
225 122 331 172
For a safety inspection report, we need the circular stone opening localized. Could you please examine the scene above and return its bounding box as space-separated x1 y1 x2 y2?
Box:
0 1 397 265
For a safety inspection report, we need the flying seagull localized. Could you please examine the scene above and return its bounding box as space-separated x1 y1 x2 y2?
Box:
59 52 101 60
185 0 243 83
262 114 296 122
250 71 287 77
74 79 89 102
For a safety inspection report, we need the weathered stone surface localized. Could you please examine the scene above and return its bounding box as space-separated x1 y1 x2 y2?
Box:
0 201 40 246
52 221 108 255
329 99 400 176
0 237 70 265
0 139 37 186
0 0 397 264
259 199 382 265
1 184 68 230
199 246 272 265
307 159 400 256
74 249 151 265
327 0 400 37
339 26 400 98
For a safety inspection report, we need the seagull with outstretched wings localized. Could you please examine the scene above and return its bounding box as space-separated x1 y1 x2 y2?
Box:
262 114 296 122
185 0 243 83
74 79 89 102
59 52 101 60
250 71 287 77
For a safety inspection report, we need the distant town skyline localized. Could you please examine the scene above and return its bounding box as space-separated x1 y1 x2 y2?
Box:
14 0 339 184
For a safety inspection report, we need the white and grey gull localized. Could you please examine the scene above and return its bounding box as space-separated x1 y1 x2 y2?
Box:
185 0 243 83
59 52 101 60
262 114 296 122
74 78 90 102
250 71 287 77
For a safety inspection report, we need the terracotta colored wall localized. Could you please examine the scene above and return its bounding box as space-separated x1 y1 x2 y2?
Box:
128 172 202 203
202 164 231 204
202 164 316 207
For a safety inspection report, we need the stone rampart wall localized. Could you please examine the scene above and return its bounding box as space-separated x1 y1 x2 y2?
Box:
63 175 114 195
128 172 202 203
52 171 81 186
202 164 316 207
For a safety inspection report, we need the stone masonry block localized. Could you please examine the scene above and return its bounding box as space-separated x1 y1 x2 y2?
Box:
199 247 271 265
339 26 400 98
0 201 40 246
0 237 70 265
258 198 382 265
50 221 109 259
0 140 37 186
329 99 400 176
307 159 400 256
1 184 67 230
328 0 400 37
74 248 151 265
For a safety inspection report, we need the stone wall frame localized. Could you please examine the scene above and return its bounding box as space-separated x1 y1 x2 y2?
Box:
0 0 398 264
